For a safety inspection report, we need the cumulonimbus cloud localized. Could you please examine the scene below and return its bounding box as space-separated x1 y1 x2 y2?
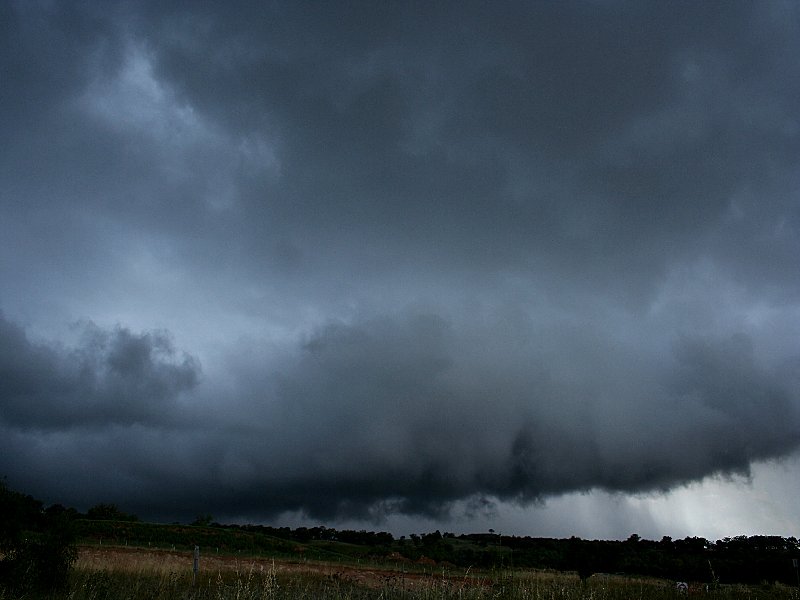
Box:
1 1 799 529
0 313 199 430
4 309 797 523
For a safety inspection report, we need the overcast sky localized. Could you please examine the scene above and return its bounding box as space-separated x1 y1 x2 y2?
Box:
2 0 799 541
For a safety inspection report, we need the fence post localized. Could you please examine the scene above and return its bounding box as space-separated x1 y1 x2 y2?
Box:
193 545 200 586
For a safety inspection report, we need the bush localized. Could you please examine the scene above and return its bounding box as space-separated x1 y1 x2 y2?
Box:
0 480 78 594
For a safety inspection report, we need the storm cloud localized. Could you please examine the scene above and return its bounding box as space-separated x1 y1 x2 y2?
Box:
1 1 799 532
0 314 199 429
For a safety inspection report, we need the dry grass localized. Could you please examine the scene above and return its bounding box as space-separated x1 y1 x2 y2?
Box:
32 545 800 600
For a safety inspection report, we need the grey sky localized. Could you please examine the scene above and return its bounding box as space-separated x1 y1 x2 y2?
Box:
1 0 799 538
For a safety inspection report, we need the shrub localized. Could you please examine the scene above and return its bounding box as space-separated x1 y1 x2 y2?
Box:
0 480 78 594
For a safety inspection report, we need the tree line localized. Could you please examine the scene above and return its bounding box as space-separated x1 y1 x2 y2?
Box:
2 480 799 595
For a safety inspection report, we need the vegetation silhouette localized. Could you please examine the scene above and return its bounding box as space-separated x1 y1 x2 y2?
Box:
2 480 799 592
0 479 77 594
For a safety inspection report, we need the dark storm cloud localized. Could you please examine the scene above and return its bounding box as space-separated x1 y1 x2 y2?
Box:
4 309 798 522
0 313 199 429
258 314 800 517
1 0 799 526
98 0 798 317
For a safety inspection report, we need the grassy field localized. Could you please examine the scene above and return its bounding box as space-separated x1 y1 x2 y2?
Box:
25 545 798 600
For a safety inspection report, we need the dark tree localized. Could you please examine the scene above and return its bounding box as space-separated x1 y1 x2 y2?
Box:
0 480 77 594
86 503 139 522
191 514 214 527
